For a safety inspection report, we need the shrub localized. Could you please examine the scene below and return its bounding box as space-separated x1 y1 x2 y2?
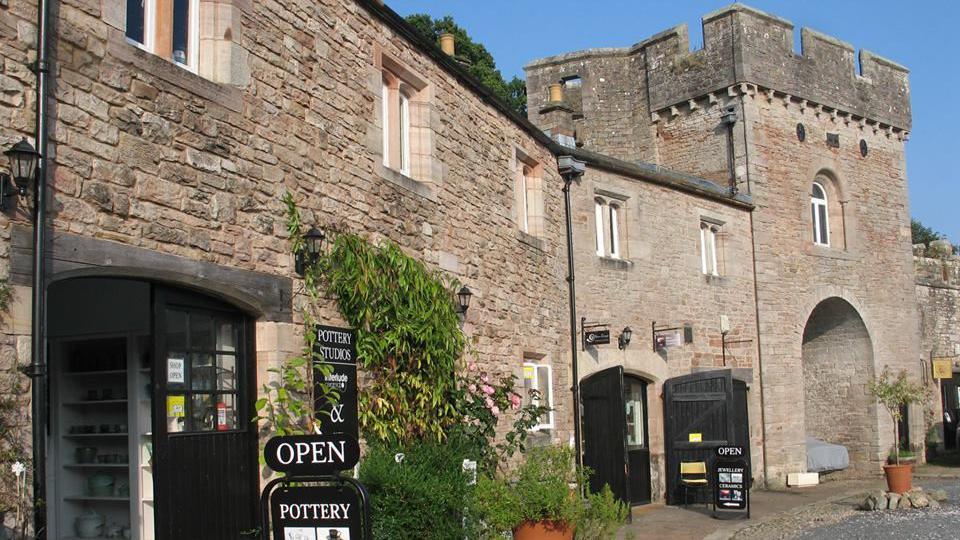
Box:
578 485 630 540
360 437 477 539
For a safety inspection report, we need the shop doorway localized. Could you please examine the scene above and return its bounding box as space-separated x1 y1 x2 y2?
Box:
942 374 960 450
663 370 749 505
581 367 651 505
48 278 258 540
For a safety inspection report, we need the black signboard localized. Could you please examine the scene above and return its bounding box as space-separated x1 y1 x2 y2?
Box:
264 434 361 476
271 485 361 540
583 328 610 347
314 325 358 441
714 446 750 515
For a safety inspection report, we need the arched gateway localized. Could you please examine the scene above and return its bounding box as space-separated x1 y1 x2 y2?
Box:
801 297 877 470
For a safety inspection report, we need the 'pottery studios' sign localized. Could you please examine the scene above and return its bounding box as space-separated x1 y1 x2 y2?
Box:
313 325 358 441
272 485 361 540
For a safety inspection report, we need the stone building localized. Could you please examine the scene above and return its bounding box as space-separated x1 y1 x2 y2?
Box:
526 2 920 488
914 241 960 452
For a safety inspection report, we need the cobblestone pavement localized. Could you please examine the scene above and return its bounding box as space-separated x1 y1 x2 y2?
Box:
733 479 960 540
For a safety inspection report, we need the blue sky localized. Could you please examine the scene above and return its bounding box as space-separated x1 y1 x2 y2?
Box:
388 0 960 242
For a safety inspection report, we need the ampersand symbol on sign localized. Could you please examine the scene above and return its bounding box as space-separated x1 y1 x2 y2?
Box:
330 404 345 423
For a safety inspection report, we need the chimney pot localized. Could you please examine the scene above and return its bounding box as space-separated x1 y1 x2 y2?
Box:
439 33 455 56
548 83 564 103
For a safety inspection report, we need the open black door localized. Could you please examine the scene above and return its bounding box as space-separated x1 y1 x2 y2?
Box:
152 287 258 539
663 369 739 505
581 366 629 503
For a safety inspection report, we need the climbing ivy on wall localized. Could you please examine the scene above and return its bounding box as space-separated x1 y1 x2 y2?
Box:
283 193 465 445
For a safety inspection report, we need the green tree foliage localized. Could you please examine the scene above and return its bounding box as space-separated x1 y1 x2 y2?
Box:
405 13 527 116
868 367 926 465
911 218 942 246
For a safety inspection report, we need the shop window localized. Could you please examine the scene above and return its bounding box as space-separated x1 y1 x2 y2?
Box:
811 182 829 246
700 220 722 276
514 149 544 237
522 361 554 431
126 0 200 71
594 196 626 258
378 54 432 183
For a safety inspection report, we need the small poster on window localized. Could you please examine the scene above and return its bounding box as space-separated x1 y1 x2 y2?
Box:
167 357 185 384
167 395 185 418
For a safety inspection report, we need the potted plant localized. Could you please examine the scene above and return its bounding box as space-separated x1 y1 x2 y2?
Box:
868 367 926 494
473 445 584 539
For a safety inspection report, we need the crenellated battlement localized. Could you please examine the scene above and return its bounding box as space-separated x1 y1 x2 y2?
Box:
525 3 911 131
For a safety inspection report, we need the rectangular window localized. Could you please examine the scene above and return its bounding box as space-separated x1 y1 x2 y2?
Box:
595 201 605 256
399 92 410 176
518 169 529 233
125 0 198 71
700 221 720 276
609 205 620 258
522 361 554 431
513 151 543 237
381 79 390 167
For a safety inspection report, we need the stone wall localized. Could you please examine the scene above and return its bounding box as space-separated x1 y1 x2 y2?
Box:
0 0 575 504
569 159 761 500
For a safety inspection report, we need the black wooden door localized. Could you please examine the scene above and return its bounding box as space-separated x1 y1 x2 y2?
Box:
624 377 651 504
581 366 629 503
663 370 735 505
152 287 258 539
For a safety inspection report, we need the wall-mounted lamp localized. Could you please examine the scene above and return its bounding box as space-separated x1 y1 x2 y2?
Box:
294 226 325 276
618 326 632 350
456 285 473 315
1 139 39 211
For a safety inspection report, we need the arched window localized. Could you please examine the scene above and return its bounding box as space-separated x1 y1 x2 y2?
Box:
811 182 829 246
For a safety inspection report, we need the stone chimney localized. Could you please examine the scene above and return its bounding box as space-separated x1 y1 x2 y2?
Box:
539 83 576 148
439 33 455 56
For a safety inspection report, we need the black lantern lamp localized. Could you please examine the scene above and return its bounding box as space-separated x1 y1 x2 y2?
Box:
294 226 325 276
618 326 633 350
1 139 39 210
456 285 472 315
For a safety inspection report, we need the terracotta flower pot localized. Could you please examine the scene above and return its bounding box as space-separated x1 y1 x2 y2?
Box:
882 463 913 494
513 520 574 540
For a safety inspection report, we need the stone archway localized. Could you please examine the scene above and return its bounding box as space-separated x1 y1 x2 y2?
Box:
802 297 877 470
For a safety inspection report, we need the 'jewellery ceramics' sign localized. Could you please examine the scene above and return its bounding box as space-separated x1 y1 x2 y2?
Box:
714 445 749 513
264 434 361 476
314 325 359 441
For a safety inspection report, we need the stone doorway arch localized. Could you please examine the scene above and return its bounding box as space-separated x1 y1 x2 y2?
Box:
801 297 877 470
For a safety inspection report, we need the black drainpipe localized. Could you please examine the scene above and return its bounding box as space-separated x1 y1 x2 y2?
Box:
29 0 53 534
558 155 585 473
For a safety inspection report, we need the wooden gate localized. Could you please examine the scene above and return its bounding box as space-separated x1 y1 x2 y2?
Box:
663 370 749 504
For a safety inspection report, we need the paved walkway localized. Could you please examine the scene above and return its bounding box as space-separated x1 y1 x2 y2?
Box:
618 464 960 540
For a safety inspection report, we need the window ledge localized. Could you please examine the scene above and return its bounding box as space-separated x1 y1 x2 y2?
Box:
106 29 243 113
377 164 438 202
516 230 546 251
807 244 856 261
599 256 633 271
703 273 727 285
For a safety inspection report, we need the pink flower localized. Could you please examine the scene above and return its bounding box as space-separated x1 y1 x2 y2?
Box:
484 396 494 409
468 384 477 393
481 384 495 395
491 405 500 417
509 393 522 410
468 362 478 372
481 373 490 383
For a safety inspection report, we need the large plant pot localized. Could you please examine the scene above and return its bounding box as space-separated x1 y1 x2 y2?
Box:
513 520 574 540
883 463 913 494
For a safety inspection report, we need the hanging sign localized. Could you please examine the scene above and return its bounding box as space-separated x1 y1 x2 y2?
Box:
264 434 361 477
583 327 611 347
271 485 361 540
714 446 750 514
932 358 953 379
314 325 358 441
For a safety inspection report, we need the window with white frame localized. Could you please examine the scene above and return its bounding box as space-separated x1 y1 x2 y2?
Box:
379 56 431 182
594 196 625 258
811 182 830 246
126 0 199 71
522 361 554 431
700 221 720 276
381 72 412 175
514 151 543 237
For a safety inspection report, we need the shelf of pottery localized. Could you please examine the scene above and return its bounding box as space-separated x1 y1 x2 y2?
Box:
52 335 154 540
